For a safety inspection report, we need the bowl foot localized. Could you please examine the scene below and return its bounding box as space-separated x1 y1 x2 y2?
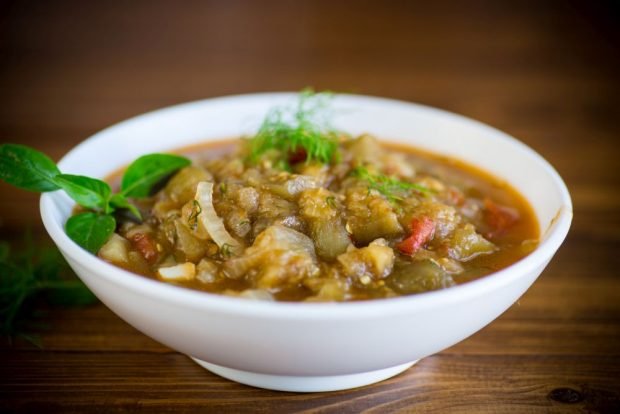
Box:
190 357 418 392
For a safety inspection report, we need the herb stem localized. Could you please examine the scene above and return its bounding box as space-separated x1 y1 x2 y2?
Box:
352 166 431 202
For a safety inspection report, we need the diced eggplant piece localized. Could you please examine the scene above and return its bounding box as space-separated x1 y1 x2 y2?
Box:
381 152 415 178
127 251 153 276
235 187 260 214
223 225 319 288
337 239 395 280
296 162 330 185
299 188 349 260
299 188 338 220
252 192 303 237
304 279 347 302
346 134 384 164
284 175 320 197
152 198 181 221
165 166 213 204
387 259 455 294
225 209 252 238
345 187 403 244
446 223 497 261
263 174 320 200
174 219 207 263
196 259 219 284
310 219 350 261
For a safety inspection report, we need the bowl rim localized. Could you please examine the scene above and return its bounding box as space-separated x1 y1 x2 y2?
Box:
40 92 573 320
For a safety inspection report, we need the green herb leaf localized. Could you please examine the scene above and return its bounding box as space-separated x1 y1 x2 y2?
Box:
121 154 191 198
0 144 61 192
109 193 142 220
54 174 112 212
326 195 337 208
65 212 116 254
352 166 431 203
1 236 97 341
247 89 341 168
220 243 234 258
188 199 202 230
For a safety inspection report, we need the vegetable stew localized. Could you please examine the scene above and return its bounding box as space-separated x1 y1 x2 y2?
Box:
0 91 540 302
99 136 539 301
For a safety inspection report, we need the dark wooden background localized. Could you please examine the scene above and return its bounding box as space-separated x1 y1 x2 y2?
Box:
1 1 619 412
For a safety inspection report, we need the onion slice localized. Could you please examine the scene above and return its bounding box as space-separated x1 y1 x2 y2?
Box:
195 181 241 255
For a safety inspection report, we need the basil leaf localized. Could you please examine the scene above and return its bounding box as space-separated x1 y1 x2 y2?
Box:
65 213 116 254
109 193 142 220
0 144 61 192
121 154 190 198
54 174 112 212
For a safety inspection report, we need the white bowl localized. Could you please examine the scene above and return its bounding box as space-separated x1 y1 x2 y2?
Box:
40 93 572 392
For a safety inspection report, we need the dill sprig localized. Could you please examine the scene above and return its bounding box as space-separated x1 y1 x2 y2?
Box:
219 243 234 258
188 199 202 230
351 166 431 202
0 235 97 345
247 89 341 168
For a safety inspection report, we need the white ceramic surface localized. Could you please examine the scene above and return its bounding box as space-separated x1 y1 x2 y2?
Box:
40 93 572 392
191 358 418 392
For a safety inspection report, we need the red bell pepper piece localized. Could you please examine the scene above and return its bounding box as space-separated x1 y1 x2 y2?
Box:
396 216 435 255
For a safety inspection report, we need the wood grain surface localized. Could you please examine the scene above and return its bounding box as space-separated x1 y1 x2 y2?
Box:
1 1 619 412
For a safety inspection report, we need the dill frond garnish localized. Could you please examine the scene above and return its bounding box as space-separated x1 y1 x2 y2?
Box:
188 199 202 230
247 89 341 168
220 243 234 258
219 182 228 195
351 166 431 203
326 195 337 208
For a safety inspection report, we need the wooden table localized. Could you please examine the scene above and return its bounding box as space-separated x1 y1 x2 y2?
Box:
1 1 619 412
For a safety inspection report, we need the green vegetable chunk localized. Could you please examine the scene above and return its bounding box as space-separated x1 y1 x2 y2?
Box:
387 259 455 294
0 144 61 192
54 174 112 212
65 212 116 254
121 153 191 198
